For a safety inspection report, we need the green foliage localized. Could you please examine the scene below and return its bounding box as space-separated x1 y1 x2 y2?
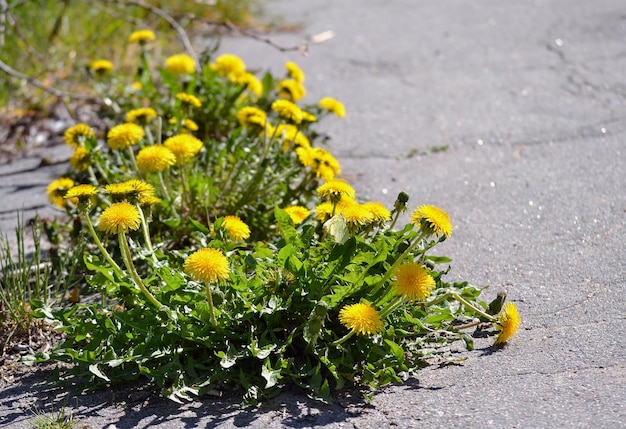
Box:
6 23 521 405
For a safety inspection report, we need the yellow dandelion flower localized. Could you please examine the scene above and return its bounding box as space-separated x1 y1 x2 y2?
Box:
184 248 230 283
297 147 341 181
64 123 95 148
47 178 75 208
494 302 521 345
339 302 384 336
128 29 156 44
301 111 317 122
319 97 346 118
222 216 251 241
136 145 176 173
338 201 374 228
284 206 311 224
317 179 356 202
176 92 202 108
140 194 162 206
165 53 196 75
278 125 311 151
105 180 154 203
89 59 113 75
277 79 306 102
271 99 303 123
182 118 199 132
362 202 391 223
237 106 267 128
393 262 436 301
107 123 144 150
163 134 204 164
98 202 141 234
285 61 305 83
64 184 98 208
126 107 158 124
241 72 263 96
410 205 453 238
210 54 246 76
315 201 334 222
69 147 90 171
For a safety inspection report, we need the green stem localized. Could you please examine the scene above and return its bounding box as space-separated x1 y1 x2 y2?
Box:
332 329 355 346
379 295 404 319
83 213 123 277
204 281 218 326
369 230 427 298
425 291 495 322
118 232 163 309
136 203 158 263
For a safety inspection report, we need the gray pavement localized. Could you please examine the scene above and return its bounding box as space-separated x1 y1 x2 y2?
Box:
2 0 626 427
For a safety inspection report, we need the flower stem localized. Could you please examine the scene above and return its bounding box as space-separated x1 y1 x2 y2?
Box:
83 213 123 277
332 329 355 346
118 232 163 309
425 291 495 322
203 281 218 326
136 203 158 264
379 295 404 319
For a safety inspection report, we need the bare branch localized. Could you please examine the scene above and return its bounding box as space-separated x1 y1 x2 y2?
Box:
220 21 309 56
0 57 100 102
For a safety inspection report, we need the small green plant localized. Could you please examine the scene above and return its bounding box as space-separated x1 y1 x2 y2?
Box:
28 401 77 429
20 29 521 405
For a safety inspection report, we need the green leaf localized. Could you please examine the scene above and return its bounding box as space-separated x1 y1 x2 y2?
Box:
424 255 453 264
83 254 115 281
188 218 210 234
274 206 298 244
303 301 329 345
384 339 405 362
261 360 281 388
89 364 110 382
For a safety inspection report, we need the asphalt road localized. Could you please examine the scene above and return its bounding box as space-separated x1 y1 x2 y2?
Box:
1 0 625 427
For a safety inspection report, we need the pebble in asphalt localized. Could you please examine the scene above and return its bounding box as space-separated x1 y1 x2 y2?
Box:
1 0 625 428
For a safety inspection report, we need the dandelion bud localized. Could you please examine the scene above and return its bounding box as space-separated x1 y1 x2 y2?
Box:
394 191 410 213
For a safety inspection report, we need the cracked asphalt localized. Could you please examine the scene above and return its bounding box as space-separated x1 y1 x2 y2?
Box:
1 0 625 427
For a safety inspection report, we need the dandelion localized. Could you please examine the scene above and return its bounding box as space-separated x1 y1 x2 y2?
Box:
297 147 341 181
98 202 141 234
393 262 436 301
107 123 144 150
105 180 154 203
69 147 90 171
494 302 521 345
284 206 311 224
126 107 158 124
237 106 267 128
128 29 156 44
89 59 113 75
176 92 202 108
285 61 305 83
236 72 263 96
165 53 196 75
47 178 75 208
136 145 176 173
184 248 230 284
317 179 356 203
210 54 246 76
410 205 452 238
271 99 303 123
277 79 306 102
64 123 95 148
315 202 334 222
339 302 384 335
222 216 251 241
319 97 346 118
169 117 199 132
163 134 204 164
362 202 392 224
301 111 317 122
65 184 98 210
339 201 374 228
